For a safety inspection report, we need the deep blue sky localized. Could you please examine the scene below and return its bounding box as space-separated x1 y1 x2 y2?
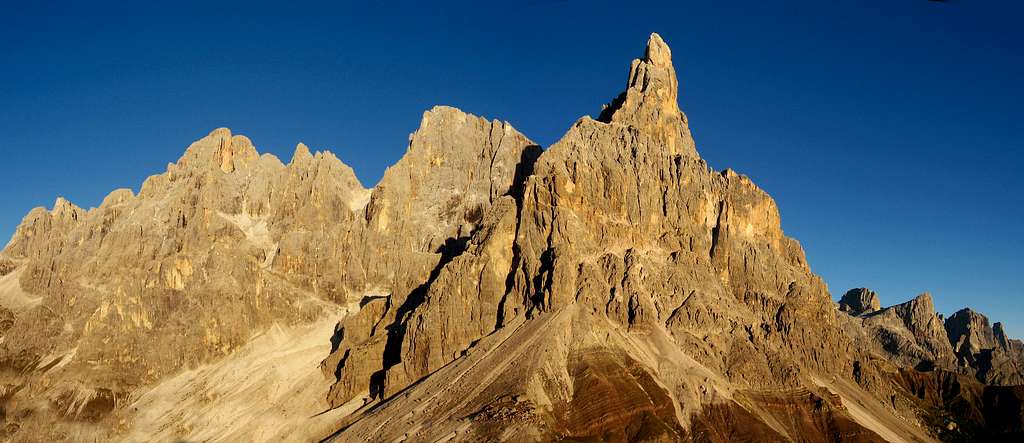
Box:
2 2 1021 335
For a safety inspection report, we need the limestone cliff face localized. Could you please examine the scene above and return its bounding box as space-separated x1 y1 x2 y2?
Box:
2 31 1022 443
0 101 543 437
0 127 368 392
0 128 375 439
319 106 540 405
320 34 910 442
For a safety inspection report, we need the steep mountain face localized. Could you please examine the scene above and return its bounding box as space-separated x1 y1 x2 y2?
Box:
0 104 541 441
319 34 930 442
0 129 374 439
0 32 1021 442
945 309 1024 385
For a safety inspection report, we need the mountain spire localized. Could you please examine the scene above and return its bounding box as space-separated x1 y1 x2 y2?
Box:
599 33 697 158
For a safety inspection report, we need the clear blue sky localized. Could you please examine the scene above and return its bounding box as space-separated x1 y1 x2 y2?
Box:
2 2 1021 335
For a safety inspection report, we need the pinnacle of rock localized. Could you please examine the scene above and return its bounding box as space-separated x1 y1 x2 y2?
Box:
994 322 1010 349
174 127 260 174
291 142 313 163
51 197 82 219
600 32 697 157
644 32 672 67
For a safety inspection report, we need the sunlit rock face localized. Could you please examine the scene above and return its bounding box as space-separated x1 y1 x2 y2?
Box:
319 33 925 442
840 288 882 316
1 32 1022 443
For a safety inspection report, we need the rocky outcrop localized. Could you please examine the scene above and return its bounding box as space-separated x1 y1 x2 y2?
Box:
840 293 956 371
838 291 1024 387
0 258 16 277
887 294 957 366
947 309 1002 361
839 288 881 316
946 309 1024 385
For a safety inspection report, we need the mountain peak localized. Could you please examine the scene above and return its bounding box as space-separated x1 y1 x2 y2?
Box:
51 196 83 220
912 292 934 306
599 33 697 157
176 127 259 173
839 287 881 316
644 32 672 67
291 142 313 164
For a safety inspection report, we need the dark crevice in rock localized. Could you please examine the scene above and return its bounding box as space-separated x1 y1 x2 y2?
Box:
597 91 628 123
509 145 543 202
328 324 345 354
372 235 472 399
529 248 555 316
332 349 350 380
359 294 387 308
709 200 725 260
496 145 542 330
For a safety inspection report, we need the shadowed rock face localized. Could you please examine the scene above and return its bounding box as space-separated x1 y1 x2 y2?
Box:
894 369 1024 442
945 309 1024 385
839 292 958 370
946 309 1005 364
840 288 882 316
1 32 1022 442
838 287 1024 390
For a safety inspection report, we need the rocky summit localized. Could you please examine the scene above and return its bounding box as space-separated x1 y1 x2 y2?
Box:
0 33 1021 443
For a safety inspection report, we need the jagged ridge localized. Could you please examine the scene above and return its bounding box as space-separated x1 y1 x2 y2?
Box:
0 32 1021 443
